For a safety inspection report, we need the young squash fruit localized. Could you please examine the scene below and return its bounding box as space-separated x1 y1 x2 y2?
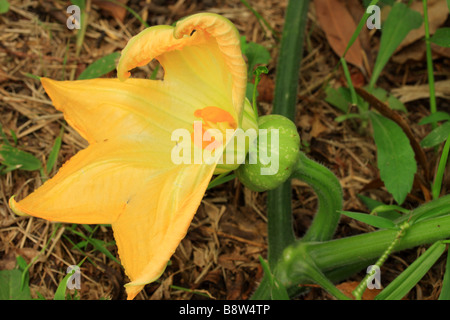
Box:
235 114 300 192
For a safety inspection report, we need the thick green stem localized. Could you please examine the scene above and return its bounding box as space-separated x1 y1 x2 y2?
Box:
253 196 450 299
294 152 342 242
266 0 309 268
267 182 296 267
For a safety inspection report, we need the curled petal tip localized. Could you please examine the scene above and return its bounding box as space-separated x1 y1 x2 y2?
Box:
8 196 30 217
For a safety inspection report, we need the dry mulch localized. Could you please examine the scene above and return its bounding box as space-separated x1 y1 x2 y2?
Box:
1 0 449 300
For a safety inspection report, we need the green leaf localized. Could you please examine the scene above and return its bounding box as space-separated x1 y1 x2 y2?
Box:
367 87 407 112
357 195 402 220
0 269 32 300
0 0 9 14
77 52 120 80
54 259 85 300
340 211 397 229
375 241 446 300
369 112 417 205
420 121 450 148
70 0 86 10
207 172 236 190
386 95 407 112
240 37 271 77
46 128 64 174
419 112 450 125
430 28 450 48
0 144 42 172
369 2 422 89
325 86 350 113
69 228 120 264
258 256 290 300
439 251 450 300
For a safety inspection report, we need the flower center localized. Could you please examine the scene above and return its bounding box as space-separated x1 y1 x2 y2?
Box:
192 106 237 150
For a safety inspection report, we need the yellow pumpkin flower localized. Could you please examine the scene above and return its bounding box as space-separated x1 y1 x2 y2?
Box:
9 13 257 300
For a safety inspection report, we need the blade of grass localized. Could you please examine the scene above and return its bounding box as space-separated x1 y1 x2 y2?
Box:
45 126 64 175
368 2 423 90
342 0 379 59
340 57 357 107
239 0 279 41
374 240 446 300
340 211 397 230
207 172 236 190
431 133 450 199
54 258 86 300
439 250 450 300
423 0 437 126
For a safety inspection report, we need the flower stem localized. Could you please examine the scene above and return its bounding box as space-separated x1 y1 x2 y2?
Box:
294 152 342 242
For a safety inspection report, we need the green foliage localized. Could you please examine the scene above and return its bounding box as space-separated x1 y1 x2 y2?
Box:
0 0 9 14
0 256 32 300
369 112 417 205
240 36 271 79
420 121 450 148
241 36 271 103
258 256 289 300
45 127 64 175
340 211 397 230
0 144 42 173
439 250 450 300
430 28 450 48
375 241 447 300
77 52 120 80
369 2 423 89
0 269 32 300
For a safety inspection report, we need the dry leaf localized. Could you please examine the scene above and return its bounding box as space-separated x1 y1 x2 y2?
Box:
93 0 128 22
257 74 274 103
314 0 364 70
336 281 382 300
392 79 450 103
310 113 328 138
397 0 448 52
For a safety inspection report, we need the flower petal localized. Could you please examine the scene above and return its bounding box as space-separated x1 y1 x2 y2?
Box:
111 163 216 300
117 13 246 122
41 77 228 144
9 137 175 224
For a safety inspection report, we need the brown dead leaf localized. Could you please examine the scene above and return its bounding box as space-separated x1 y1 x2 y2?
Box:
257 74 275 103
396 0 448 52
149 276 173 300
392 79 450 103
226 271 245 300
218 251 250 271
336 281 382 300
310 113 328 138
314 0 364 70
93 0 128 22
392 0 448 63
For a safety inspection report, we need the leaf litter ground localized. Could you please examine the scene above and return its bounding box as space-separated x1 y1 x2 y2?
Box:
0 0 449 300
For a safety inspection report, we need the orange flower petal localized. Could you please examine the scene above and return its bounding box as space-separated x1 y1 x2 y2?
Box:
117 13 246 123
10 137 175 224
112 163 216 300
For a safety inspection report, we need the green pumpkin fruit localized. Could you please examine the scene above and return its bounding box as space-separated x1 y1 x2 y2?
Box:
236 114 300 192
